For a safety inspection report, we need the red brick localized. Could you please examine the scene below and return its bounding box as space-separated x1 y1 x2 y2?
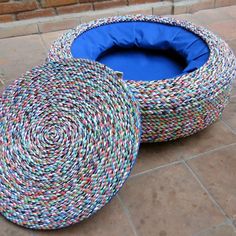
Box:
16 8 55 20
57 3 92 14
79 0 103 3
41 0 77 8
0 1 37 15
0 14 14 23
129 0 160 5
207 20 236 41
79 0 89 3
94 0 127 10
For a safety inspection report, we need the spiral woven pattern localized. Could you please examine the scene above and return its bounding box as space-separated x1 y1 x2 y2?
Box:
0 59 140 229
47 15 236 142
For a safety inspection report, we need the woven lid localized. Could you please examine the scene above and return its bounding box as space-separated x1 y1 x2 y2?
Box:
0 59 140 229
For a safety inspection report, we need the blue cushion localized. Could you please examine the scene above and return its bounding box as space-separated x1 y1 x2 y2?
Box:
71 22 210 81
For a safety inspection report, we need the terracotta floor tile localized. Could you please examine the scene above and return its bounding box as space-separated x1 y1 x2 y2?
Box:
170 14 203 25
33 197 134 236
119 164 225 236
232 81 236 98
228 39 236 55
228 6 236 18
131 141 183 175
193 8 232 25
0 35 47 90
0 77 4 94
40 30 67 50
229 39 236 52
224 39 236 96
222 96 236 130
132 121 236 175
0 216 33 236
187 145 236 220
0 6 236 236
194 223 236 236
224 5 236 18
206 20 236 41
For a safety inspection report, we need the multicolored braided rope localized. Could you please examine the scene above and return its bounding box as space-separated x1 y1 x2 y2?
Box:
47 15 236 143
0 59 141 229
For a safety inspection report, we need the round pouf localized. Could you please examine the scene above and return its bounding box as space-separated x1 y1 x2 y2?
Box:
0 59 140 229
47 15 236 143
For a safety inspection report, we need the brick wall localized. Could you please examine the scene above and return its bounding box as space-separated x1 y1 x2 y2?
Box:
0 0 162 23
0 0 235 23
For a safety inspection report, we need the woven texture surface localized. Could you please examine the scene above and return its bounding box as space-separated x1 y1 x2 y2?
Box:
47 15 236 143
0 59 141 229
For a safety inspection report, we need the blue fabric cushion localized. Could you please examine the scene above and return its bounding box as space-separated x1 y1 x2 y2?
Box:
71 22 210 81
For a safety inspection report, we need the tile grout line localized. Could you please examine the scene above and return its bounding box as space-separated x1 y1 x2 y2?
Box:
117 195 139 236
0 68 5 86
232 222 236 232
0 78 4 85
184 161 230 219
192 220 229 236
130 159 183 179
227 218 236 232
220 119 236 135
131 142 236 179
39 34 50 56
225 218 236 232
184 142 236 161
36 22 40 35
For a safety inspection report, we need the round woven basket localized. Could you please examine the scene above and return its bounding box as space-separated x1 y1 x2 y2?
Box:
0 59 141 229
47 15 236 143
